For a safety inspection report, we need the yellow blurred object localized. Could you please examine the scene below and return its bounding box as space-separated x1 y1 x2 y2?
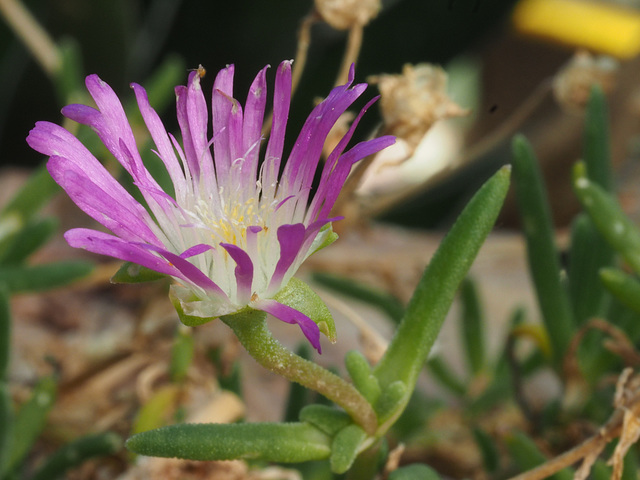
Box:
513 0 640 59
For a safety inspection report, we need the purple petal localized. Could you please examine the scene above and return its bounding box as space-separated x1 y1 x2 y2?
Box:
180 244 214 259
220 243 254 303
186 71 216 183
253 298 321 353
281 82 367 200
65 228 179 277
262 61 292 189
242 65 268 180
144 245 229 299
131 82 186 199
47 156 160 245
175 84 201 179
315 135 395 221
267 223 306 293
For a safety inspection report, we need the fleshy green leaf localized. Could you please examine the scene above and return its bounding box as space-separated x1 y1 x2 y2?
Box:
7 376 57 473
472 427 500 473
274 277 336 343
376 380 407 422
125 422 331 462
511 135 574 363
600 268 640 314
30 432 122 480
111 261 167 283
0 261 93 293
330 424 367 474
388 464 442 480
299 405 353 437
427 356 466 396
569 213 612 324
584 84 613 192
573 162 640 275
345 350 381 405
460 277 485 375
373 166 510 432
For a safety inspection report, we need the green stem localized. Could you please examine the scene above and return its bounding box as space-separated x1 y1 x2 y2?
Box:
221 310 377 435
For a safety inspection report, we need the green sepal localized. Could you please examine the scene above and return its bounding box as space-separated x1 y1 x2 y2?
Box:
6 375 57 473
600 268 640 314
274 277 337 343
170 290 217 327
299 404 352 436
330 424 367 474
388 464 442 480
311 223 339 255
345 350 381 405
573 162 640 274
111 261 168 284
125 422 331 463
30 432 122 480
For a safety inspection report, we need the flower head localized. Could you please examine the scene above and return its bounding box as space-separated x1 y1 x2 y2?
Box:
27 61 394 353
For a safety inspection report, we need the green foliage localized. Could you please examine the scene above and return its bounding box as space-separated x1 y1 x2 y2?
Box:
511 135 574 364
126 422 332 462
30 432 122 480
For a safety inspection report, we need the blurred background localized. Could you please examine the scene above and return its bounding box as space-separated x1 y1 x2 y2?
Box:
1 0 639 229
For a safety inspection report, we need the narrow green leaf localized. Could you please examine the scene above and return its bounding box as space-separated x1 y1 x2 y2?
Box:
373 166 510 431
345 350 381 405
30 432 122 480
584 85 613 192
0 166 59 257
573 163 640 274
505 431 573 480
0 382 12 476
427 356 466 396
0 286 9 381
592 460 612 480
569 214 613 324
460 277 485 375
299 405 352 436
511 135 574 363
600 268 640 314
169 327 194 383
0 218 58 266
131 386 180 436
111 261 167 283
472 427 500 473
126 422 331 462
274 277 336 343
330 424 367 474
53 38 85 105
388 464 442 480
312 272 405 323
0 261 93 293
7 376 57 472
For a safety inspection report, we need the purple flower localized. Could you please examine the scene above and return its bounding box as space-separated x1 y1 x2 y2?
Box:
27 61 394 353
